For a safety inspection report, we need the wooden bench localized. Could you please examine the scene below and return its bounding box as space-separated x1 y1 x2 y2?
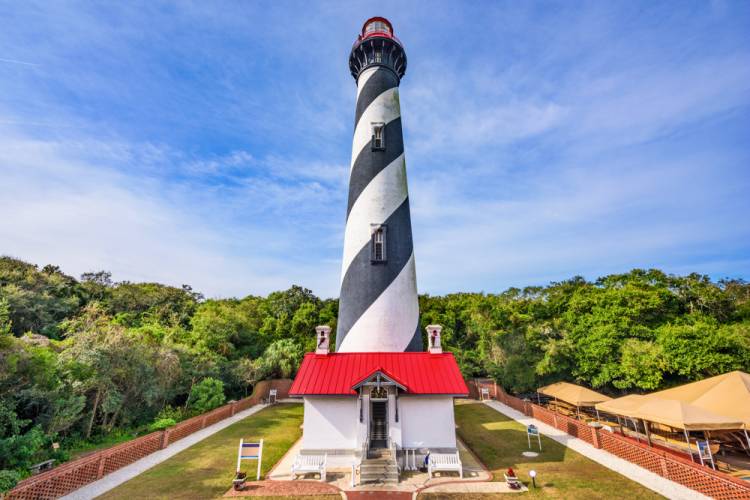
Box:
291 454 327 481
29 459 55 475
428 452 462 478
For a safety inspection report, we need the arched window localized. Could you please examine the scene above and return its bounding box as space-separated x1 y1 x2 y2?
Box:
371 224 387 263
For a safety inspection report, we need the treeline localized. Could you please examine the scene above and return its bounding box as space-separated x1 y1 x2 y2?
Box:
422 270 750 393
1 257 749 490
0 257 335 491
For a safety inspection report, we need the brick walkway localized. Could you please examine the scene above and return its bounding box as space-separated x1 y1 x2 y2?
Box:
223 480 340 497
347 492 411 499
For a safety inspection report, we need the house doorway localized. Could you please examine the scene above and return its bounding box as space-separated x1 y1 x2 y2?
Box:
370 400 388 448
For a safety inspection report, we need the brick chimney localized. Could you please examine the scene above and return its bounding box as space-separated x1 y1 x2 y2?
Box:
426 325 442 354
315 325 331 354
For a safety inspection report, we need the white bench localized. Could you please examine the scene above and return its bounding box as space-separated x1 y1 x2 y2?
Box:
428 452 462 479
291 454 327 481
504 473 522 490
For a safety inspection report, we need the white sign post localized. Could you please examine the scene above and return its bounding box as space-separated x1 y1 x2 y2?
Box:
237 438 264 480
527 424 542 451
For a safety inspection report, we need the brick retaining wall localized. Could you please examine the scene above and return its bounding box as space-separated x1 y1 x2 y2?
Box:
470 378 750 500
6 379 293 500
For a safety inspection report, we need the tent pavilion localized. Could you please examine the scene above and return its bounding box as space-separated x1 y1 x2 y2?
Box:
537 382 611 419
648 371 750 459
649 371 750 431
595 373 750 465
598 395 743 464
595 395 649 435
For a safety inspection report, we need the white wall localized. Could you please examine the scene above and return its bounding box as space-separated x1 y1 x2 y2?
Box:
302 397 359 450
399 396 456 449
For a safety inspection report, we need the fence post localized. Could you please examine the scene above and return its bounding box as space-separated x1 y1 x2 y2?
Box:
660 455 669 479
591 427 601 449
160 429 170 449
201 415 208 429
231 401 236 416
97 454 107 479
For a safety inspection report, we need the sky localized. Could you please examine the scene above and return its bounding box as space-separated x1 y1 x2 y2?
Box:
1 1 749 299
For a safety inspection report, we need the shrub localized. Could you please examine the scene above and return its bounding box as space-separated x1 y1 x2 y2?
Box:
0 469 20 494
148 418 176 432
187 378 225 414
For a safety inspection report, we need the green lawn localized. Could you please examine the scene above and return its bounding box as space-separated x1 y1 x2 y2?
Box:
99 404 317 500
429 400 662 499
99 400 661 499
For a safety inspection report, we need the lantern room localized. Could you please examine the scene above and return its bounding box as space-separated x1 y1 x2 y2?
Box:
349 16 406 81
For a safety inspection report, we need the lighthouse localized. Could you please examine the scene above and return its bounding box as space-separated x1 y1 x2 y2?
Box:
336 17 421 353
289 18 467 479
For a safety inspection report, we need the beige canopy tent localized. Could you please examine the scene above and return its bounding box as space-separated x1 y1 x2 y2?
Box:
631 398 743 431
538 382 612 407
595 372 750 463
595 394 648 417
649 371 750 428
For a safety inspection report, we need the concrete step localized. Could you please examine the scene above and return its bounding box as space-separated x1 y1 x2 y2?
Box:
361 474 399 484
361 466 399 474
362 458 394 465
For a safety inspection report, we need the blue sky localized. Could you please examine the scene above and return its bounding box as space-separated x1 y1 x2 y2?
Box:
1 1 749 298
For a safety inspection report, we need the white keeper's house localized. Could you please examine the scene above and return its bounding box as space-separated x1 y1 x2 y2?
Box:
289 16 469 477
289 326 468 467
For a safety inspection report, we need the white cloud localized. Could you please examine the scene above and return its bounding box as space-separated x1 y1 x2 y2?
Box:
0 126 344 298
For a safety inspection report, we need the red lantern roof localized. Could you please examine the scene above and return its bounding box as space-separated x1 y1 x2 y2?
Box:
289 352 469 396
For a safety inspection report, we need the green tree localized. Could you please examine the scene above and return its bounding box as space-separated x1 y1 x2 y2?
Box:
187 378 225 414
254 339 304 380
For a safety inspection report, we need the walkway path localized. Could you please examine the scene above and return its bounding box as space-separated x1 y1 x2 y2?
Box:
62 404 269 500
483 400 707 500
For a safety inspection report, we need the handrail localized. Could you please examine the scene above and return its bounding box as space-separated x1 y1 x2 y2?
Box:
352 437 368 487
389 438 401 474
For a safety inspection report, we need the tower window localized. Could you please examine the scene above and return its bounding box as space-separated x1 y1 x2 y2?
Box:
374 50 382 63
371 123 385 151
371 224 387 263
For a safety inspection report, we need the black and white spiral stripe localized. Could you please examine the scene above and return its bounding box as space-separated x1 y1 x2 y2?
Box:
336 66 421 353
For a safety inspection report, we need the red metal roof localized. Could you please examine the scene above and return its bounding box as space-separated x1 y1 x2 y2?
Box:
289 352 469 396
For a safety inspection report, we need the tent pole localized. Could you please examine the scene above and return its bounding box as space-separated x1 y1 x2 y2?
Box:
744 427 750 453
643 419 652 447
595 409 601 423
632 419 640 443
684 429 694 462
704 431 716 470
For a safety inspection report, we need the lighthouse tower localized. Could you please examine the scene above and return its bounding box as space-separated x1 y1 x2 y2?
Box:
290 18 468 468
337 17 421 353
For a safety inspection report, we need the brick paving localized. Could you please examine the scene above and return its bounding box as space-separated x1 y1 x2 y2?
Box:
223 480 340 497
347 492 411 499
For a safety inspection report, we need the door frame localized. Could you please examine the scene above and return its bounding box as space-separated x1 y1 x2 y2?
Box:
369 398 388 447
